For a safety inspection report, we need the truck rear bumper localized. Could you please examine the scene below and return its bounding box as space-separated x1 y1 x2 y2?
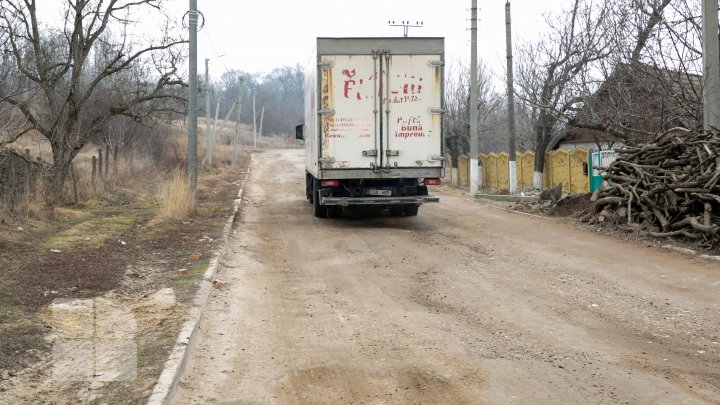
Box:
320 196 440 206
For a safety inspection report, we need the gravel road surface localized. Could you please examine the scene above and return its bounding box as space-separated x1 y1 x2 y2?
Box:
174 149 720 404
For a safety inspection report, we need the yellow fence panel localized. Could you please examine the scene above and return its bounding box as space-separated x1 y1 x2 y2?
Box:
485 154 498 189
462 148 590 194
549 149 570 193
520 151 535 189
457 155 469 187
569 148 590 193
497 153 510 190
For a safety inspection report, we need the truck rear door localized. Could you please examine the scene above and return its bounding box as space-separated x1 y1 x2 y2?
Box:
319 54 380 170
319 51 443 171
382 54 444 169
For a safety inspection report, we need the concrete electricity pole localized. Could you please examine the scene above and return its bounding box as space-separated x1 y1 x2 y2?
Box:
702 0 720 130
506 1 517 193
469 0 479 194
259 106 265 139
253 93 257 150
232 77 244 167
205 58 212 163
187 0 198 202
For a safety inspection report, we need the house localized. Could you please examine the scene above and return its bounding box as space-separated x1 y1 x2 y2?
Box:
554 63 702 151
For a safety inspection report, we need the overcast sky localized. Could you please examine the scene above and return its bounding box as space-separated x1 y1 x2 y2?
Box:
164 0 570 81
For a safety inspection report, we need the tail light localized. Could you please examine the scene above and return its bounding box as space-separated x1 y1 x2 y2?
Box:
321 180 340 187
424 178 441 186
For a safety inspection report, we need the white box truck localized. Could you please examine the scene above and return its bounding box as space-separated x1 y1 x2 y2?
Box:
296 37 445 218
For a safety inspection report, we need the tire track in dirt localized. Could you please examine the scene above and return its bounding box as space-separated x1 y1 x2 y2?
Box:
173 149 719 405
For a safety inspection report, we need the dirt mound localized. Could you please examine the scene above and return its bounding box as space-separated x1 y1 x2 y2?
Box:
547 193 593 218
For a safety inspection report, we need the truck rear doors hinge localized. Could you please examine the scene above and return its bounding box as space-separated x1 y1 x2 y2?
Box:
318 108 335 116
386 150 400 157
362 149 377 157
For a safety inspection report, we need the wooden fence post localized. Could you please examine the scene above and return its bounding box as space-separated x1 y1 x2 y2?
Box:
105 145 110 178
113 145 119 177
70 163 80 204
97 148 103 181
24 149 31 203
8 157 16 211
92 156 97 189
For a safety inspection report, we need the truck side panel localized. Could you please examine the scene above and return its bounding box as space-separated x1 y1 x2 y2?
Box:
304 45 319 178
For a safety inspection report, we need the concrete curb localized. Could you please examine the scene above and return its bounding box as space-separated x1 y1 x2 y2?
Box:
475 193 539 203
147 161 252 405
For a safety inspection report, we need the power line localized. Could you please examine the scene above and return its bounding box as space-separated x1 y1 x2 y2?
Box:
203 26 233 76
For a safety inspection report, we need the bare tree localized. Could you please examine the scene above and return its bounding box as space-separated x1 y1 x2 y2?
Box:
443 61 501 160
564 0 682 145
211 65 304 138
0 0 185 205
515 0 614 188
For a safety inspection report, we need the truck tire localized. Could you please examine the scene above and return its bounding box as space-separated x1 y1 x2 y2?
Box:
404 205 419 216
306 173 313 203
313 190 328 217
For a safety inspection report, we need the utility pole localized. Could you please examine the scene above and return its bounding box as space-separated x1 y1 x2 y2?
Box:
187 0 198 202
205 58 211 163
203 99 221 166
259 106 265 139
506 1 517 193
702 0 720 130
469 0 479 194
253 93 257 150
232 77 244 167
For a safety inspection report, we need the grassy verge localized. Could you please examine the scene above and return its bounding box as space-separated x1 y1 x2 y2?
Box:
0 151 251 403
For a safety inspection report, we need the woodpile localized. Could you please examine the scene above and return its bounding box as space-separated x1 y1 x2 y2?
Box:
585 128 720 247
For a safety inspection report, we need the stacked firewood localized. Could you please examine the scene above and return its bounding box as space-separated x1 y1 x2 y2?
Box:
585 128 720 247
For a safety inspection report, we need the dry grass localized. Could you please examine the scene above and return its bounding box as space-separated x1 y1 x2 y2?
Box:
156 170 195 220
1 120 292 222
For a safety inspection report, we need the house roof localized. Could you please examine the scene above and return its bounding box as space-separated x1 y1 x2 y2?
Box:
558 63 702 148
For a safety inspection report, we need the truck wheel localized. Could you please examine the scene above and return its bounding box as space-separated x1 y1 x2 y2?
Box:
404 205 419 216
313 190 328 217
390 205 405 217
306 174 313 203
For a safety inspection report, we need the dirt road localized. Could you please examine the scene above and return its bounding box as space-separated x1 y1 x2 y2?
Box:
174 149 720 404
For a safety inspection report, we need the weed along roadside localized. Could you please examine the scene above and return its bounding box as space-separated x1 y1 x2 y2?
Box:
0 142 253 404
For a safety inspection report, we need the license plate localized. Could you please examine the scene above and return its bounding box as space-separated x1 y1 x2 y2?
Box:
366 189 391 196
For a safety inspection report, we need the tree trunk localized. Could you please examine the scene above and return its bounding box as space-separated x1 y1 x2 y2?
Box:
49 166 70 206
47 144 75 208
532 112 557 189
